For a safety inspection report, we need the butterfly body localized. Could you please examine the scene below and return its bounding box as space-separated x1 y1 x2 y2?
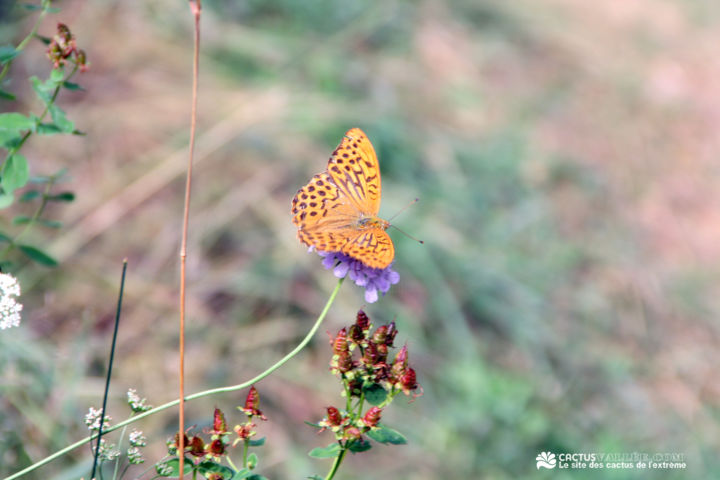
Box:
291 128 395 269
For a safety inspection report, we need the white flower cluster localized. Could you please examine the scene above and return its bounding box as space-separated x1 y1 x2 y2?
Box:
128 429 147 447
84 407 111 431
127 388 152 413
126 446 144 465
0 273 22 330
97 439 120 461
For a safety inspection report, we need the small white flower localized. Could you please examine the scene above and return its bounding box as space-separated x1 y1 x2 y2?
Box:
0 273 22 330
84 407 111 431
127 446 144 464
129 429 147 447
127 388 152 413
97 439 120 461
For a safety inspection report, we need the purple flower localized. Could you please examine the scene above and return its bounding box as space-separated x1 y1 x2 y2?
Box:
314 249 400 303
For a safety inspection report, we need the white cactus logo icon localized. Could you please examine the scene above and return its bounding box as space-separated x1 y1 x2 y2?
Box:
536 451 557 469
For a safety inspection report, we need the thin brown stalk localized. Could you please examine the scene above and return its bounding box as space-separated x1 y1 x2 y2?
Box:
179 1 201 478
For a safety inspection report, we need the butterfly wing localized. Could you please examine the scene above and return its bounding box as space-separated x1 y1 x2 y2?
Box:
341 228 395 269
326 128 382 216
291 172 359 252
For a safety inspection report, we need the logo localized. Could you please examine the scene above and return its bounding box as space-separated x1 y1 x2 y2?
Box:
536 451 557 469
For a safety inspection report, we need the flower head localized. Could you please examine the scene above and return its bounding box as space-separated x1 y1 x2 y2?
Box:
0 273 22 330
316 250 399 303
84 407 111 431
127 388 152 413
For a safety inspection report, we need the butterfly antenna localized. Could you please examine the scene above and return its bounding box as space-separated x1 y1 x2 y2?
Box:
390 224 424 244
388 198 419 222
388 198 424 244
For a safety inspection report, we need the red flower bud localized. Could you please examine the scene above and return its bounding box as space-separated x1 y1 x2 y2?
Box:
173 432 189 452
234 422 255 440
343 426 363 441
326 406 343 426
372 325 388 345
206 438 225 457
385 321 398 347
355 310 370 331
400 367 418 395
376 343 388 364
335 350 353 373
239 386 267 420
362 407 382 428
348 324 365 344
212 408 227 434
332 328 349 355
362 342 380 365
189 435 205 457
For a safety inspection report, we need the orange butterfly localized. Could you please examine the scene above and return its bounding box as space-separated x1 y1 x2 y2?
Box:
291 128 394 269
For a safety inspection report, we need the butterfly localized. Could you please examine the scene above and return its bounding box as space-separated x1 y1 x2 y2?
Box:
291 128 394 269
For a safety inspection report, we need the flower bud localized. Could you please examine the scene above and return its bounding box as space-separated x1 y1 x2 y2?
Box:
362 407 382 428
332 328 349 355
189 436 205 457
400 367 418 395
212 408 227 435
385 321 397 347
335 350 353 373
206 438 225 457
362 341 379 365
372 325 388 345
239 386 267 420
326 406 343 427
355 310 370 331
343 426 362 441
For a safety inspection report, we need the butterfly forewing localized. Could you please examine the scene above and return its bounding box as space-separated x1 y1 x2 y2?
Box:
326 128 382 216
291 128 395 269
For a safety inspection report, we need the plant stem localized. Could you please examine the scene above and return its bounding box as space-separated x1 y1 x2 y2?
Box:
4 277 345 480
0 0 51 83
242 439 249 468
324 446 347 480
178 1 202 477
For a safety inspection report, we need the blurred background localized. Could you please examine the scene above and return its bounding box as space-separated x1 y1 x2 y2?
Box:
1 0 719 478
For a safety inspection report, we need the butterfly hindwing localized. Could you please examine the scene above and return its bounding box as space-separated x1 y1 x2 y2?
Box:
341 228 395 270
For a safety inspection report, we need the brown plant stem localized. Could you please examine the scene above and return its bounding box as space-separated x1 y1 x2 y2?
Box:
178 1 202 478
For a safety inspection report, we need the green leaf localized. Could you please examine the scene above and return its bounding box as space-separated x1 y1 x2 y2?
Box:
22 4 43 11
362 383 387 406
0 46 19 64
0 193 13 209
49 104 74 133
18 245 57 266
62 81 84 91
49 68 64 84
346 438 372 453
246 475 269 480
0 88 16 100
0 130 21 149
231 468 252 480
247 452 258 469
0 231 12 243
197 461 234 479
304 421 322 429
38 218 62 228
35 34 52 45
30 76 51 104
36 123 62 135
47 191 75 202
154 457 195 477
12 215 31 225
0 113 34 131
307 476 324 480
19 190 41 202
308 443 341 459
366 424 407 445
248 437 265 447
2 154 30 193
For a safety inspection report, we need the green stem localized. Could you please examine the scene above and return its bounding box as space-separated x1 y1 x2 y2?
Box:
0 173 56 260
324 446 347 480
226 455 239 472
242 439 249 468
111 420 131 480
4 277 345 480
0 0 51 83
